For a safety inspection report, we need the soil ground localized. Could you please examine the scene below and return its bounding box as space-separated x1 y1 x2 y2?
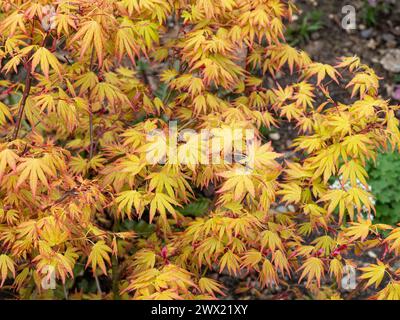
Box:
296 0 400 100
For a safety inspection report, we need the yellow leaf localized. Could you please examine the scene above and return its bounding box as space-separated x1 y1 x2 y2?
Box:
0 254 15 287
278 182 302 204
376 282 400 300
360 261 386 289
339 160 368 187
31 47 62 78
345 219 372 241
329 258 343 283
0 148 18 182
312 235 336 256
199 277 225 297
260 259 278 287
384 227 400 253
298 257 325 287
304 63 340 85
149 192 180 223
0 102 12 126
16 157 55 196
70 20 105 66
336 56 361 72
115 190 147 219
218 169 256 201
320 189 347 222
241 249 262 269
260 230 283 252
0 12 26 36
219 250 240 275
86 241 112 275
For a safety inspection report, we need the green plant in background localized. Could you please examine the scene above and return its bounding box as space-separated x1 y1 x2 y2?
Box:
178 197 211 217
393 74 400 84
362 0 392 27
285 10 323 46
367 151 400 225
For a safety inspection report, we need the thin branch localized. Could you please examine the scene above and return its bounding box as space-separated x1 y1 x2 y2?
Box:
40 189 78 211
12 21 44 140
111 254 120 299
345 279 366 300
88 48 95 159
89 110 94 159
94 273 103 296
111 219 121 300
63 283 69 300
12 60 32 140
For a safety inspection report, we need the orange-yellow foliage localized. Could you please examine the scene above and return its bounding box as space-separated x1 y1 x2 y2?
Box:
0 0 399 300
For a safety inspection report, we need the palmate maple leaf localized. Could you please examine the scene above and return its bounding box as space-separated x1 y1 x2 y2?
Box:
120 0 171 23
86 240 112 275
260 259 278 288
218 167 256 201
0 0 399 301
384 227 400 254
360 261 387 289
115 190 148 219
260 230 283 252
132 249 156 272
277 182 302 204
0 102 12 126
191 54 245 89
241 249 262 269
327 112 352 137
294 81 315 109
74 71 99 95
336 55 361 72
244 141 281 171
33 245 78 284
376 282 400 300
319 189 347 222
31 46 62 78
115 17 140 63
16 157 56 196
70 20 105 66
346 68 380 98
312 235 336 256
269 44 302 73
0 11 26 36
0 148 18 182
92 82 131 107
55 12 77 36
149 192 181 223
303 63 340 86
198 277 225 297
134 20 160 51
329 258 343 283
298 257 325 287
339 159 368 187
309 144 342 182
139 132 168 165
272 250 290 276
343 134 374 159
147 170 179 198
0 254 15 287
345 219 372 242
219 250 240 275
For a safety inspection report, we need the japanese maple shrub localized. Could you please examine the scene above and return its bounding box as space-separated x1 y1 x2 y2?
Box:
0 0 399 300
